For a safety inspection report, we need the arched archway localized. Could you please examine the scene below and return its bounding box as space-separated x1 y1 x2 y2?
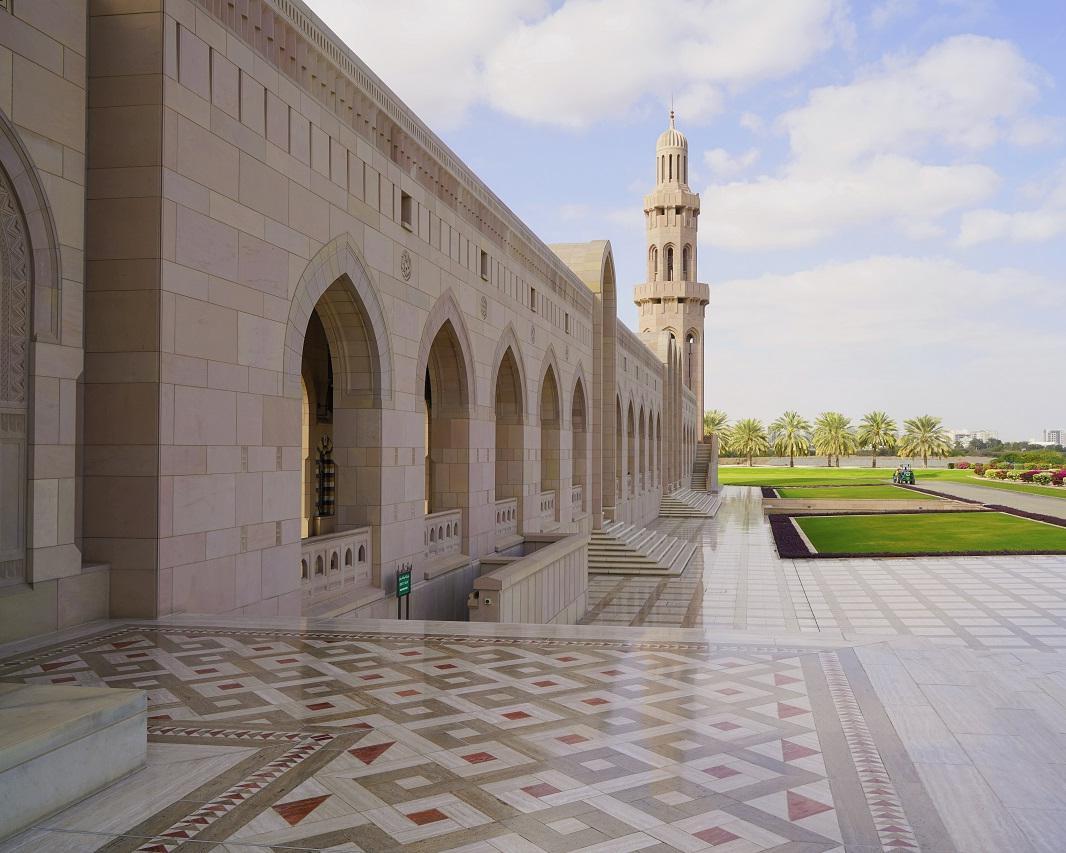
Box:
421 315 473 522
571 377 588 514
656 412 663 487
615 395 623 500
626 401 636 497
539 365 561 523
493 343 525 521
638 405 646 492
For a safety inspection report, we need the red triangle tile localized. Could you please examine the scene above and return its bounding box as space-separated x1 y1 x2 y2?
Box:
777 702 807 719
787 790 833 821
782 740 819 761
273 794 330 826
350 741 395 764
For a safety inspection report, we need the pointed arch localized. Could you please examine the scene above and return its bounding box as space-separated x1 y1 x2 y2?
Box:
416 289 477 414
537 343 565 417
490 322 528 417
285 234 393 404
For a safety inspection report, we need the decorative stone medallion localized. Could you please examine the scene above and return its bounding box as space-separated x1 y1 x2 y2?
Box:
480 295 488 319
399 250 412 281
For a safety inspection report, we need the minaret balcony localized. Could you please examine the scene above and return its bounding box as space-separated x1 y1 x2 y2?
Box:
634 280 710 305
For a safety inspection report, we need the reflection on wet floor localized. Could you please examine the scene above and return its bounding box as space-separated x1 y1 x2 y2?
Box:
584 487 1066 650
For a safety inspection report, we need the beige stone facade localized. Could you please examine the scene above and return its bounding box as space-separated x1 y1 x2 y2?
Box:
0 0 706 642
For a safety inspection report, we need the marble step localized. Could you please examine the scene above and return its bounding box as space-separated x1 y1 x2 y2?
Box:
0 683 147 841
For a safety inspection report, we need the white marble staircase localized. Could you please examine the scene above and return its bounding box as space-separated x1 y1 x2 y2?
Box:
660 488 722 518
690 443 715 490
588 521 697 576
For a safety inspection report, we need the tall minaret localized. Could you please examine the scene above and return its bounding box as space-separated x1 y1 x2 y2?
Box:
635 111 709 436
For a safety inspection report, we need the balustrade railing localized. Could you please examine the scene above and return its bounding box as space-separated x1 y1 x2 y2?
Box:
571 484 584 512
424 509 462 559
538 490 556 523
300 526 371 601
494 498 518 540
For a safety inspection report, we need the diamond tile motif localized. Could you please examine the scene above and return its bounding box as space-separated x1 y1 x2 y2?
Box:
0 624 935 852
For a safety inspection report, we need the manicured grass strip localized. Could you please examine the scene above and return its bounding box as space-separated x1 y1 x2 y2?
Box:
796 512 1066 555
961 478 1066 501
719 466 978 487
775 485 928 500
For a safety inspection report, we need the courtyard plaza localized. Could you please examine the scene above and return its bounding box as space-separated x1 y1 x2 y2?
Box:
6 487 1066 852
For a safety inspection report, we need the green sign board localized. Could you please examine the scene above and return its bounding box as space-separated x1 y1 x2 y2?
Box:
397 567 412 598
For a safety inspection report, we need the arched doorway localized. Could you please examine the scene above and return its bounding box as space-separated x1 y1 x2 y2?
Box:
423 319 471 527
638 405 646 492
626 401 636 497
571 378 588 513
494 345 524 529
540 365 561 523
297 272 386 591
657 413 663 486
0 160 30 587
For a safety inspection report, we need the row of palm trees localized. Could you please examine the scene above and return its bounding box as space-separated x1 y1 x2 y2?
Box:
703 410 953 467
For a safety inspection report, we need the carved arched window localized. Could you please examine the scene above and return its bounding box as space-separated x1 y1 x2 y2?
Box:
682 245 691 281
0 163 30 587
665 246 674 282
649 246 658 281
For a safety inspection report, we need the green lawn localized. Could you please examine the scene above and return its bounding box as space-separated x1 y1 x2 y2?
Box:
718 464 1066 502
796 512 1066 555
719 466 969 487
775 485 930 500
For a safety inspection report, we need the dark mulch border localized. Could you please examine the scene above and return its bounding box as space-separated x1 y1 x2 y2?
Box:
768 507 1066 559
761 486 779 499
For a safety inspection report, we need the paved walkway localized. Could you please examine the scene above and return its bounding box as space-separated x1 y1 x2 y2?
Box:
5 492 1066 852
913 479 1066 520
4 613 1066 852
585 487 1066 650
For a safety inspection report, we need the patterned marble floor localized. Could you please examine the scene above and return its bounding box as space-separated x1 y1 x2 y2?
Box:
584 488 1066 650
0 622 947 853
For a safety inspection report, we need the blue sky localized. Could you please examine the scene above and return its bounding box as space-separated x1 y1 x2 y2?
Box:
307 0 1066 439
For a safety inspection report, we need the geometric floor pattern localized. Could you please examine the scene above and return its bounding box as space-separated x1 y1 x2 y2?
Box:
0 624 951 852
586 488 1066 651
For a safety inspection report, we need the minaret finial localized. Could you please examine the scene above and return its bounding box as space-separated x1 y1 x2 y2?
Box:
669 93 675 128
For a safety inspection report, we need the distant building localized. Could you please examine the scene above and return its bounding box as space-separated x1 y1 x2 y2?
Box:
1044 429 1063 445
947 429 998 445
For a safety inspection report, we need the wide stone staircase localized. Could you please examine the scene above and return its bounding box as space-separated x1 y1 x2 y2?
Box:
588 520 697 576
659 488 720 518
690 442 715 490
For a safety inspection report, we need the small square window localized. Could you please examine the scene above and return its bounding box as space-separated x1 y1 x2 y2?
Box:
480 249 489 280
400 192 413 230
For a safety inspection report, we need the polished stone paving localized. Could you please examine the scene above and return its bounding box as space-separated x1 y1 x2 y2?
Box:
4 488 1066 851
585 488 1066 650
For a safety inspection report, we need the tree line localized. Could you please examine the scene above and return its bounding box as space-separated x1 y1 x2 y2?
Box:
703 410 953 468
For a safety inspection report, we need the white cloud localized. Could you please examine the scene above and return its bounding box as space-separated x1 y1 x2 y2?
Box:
739 112 765 134
957 166 1066 246
705 256 1064 435
703 156 997 250
783 36 1043 168
307 0 850 130
704 147 760 178
700 35 1049 250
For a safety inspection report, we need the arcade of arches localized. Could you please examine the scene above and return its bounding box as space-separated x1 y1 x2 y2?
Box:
0 1 708 642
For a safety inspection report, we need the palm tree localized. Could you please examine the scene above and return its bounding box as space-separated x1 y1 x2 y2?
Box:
813 412 856 467
770 411 811 467
856 411 898 468
727 418 769 467
703 409 728 440
899 415 951 467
